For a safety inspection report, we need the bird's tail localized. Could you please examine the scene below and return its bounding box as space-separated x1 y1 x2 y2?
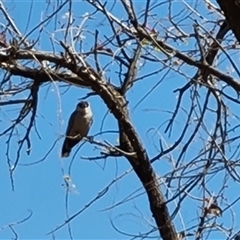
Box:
61 138 72 157
61 138 79 158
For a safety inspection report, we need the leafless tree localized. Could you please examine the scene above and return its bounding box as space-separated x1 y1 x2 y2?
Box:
1 0 240 239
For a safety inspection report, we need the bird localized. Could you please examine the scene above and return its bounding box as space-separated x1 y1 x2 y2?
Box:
61 101 93 157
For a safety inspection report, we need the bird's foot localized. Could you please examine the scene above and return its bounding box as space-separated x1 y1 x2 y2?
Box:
86 136 94 143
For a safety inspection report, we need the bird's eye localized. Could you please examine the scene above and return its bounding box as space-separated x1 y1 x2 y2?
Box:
78 101 88 108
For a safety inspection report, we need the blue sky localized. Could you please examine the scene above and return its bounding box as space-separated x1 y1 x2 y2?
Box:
0 0 240 239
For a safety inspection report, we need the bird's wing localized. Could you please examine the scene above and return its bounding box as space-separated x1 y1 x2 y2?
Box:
65 111 77 137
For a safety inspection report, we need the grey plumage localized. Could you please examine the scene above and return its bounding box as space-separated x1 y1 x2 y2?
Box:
61 101 93 158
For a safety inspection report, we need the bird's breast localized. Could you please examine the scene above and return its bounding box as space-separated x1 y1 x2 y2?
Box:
70 112 92 138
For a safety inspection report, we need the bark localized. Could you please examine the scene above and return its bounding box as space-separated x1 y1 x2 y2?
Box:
217 0 240 43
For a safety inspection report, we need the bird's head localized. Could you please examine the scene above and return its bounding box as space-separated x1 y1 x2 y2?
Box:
76 101 90 112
